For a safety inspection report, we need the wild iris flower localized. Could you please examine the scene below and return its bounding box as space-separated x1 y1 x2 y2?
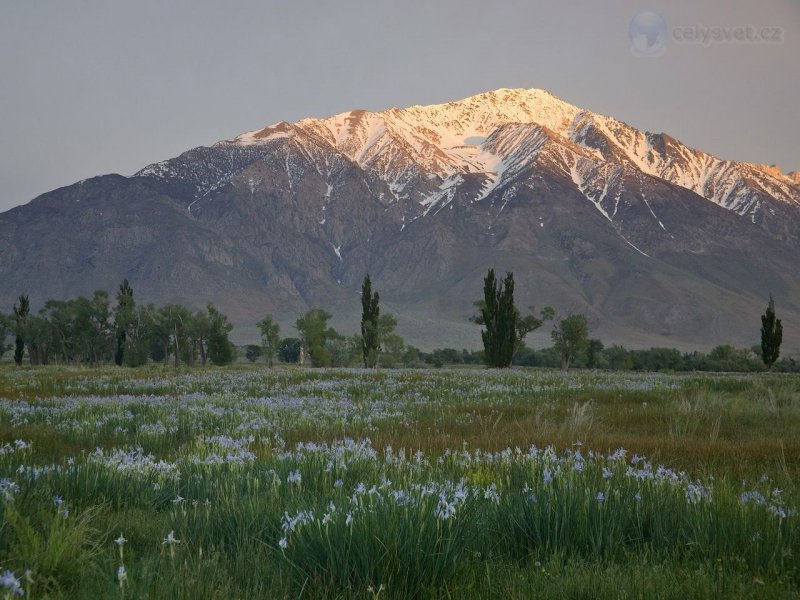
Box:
0 571 24 597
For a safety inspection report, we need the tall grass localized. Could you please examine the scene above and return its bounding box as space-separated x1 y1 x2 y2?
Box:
0 365 798 598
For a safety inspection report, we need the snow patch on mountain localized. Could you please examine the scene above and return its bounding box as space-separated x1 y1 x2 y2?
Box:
571 158 613 222
569 112 800 220
421 174 463 216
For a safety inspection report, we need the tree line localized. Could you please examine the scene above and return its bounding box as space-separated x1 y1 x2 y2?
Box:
287 342 793 373
472 268 595 371
0 281 235 367
0 272 790 372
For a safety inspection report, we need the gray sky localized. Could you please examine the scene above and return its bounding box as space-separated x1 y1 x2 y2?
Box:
1 0 797 212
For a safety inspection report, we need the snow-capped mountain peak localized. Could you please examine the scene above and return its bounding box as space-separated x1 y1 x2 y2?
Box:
139 87 799 234
229 88 581 177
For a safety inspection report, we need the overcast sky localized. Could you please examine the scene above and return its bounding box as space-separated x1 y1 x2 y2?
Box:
0 0 797 213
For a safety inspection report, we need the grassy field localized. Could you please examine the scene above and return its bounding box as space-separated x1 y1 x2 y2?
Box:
0 365 797 598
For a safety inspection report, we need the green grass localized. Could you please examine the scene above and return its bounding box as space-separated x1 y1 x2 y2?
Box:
0 364 797 598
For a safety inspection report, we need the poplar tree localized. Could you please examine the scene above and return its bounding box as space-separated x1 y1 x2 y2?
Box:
361 275 380 368
12 294 29 366
760 294 783 370
114 279 135 366
473 270 551 368
475 270 518 367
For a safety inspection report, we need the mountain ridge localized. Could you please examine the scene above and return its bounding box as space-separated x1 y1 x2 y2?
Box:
138 87 800 247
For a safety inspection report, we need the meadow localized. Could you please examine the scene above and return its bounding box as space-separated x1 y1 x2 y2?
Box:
0 365 798 598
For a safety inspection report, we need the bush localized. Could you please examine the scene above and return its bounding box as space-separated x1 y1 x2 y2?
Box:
278 338 302 363
244 345 262 363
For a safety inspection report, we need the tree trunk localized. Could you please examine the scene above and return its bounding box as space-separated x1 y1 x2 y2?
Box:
173 325 180 368
28 344 39 366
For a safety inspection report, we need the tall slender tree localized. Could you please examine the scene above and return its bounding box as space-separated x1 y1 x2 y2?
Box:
496 272 518 366
760 294 783 370
114 279 135 366
257 315 281 367
12 294 29 366
474 270 520 368
361 275 380 368
476 269 500 366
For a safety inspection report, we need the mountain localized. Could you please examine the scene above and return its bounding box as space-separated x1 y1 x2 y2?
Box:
1 88 799 350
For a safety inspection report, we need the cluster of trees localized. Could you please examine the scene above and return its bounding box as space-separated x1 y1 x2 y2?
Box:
473 269 589 370
471 269 555 367
244 338 305 365
474 269 791 372
0 281 235 367
245 271 597 372
249 277 407 369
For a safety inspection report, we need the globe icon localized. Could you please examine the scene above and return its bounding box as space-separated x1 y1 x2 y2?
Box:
629 12 668 57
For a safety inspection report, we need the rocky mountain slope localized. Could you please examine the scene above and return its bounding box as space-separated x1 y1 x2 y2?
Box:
1 89 798 349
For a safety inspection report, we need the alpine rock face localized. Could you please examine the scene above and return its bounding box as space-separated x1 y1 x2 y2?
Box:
1 89 799 348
